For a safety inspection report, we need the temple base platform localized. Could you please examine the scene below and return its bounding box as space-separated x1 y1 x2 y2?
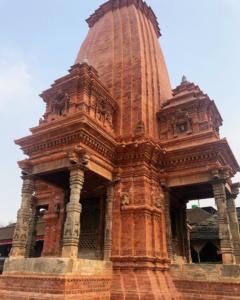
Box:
0 257 182 300
2 259 240 299
0 257 112 300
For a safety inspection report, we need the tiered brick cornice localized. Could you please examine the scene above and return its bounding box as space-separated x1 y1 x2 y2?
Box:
16 126 116 160
159 139 240 177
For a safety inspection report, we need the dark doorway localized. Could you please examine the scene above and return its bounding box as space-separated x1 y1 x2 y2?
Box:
200 242 222 263
0 245 11 258
33 240 44 257
191 246 200 263
79 197 105 260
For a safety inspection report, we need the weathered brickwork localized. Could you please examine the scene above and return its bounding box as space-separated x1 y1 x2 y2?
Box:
0 275 111 300
175 280 240 300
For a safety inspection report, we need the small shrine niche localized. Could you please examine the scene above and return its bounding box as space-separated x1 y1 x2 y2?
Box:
171 109 193 137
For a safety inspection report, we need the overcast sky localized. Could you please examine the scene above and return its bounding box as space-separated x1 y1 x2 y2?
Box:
0 0 240 225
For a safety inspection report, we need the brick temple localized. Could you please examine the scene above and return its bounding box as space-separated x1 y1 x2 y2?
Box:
1 0 240 299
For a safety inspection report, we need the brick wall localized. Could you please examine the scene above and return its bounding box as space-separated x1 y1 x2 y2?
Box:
0 275 111 300
171 264 240 299
174 279 240 300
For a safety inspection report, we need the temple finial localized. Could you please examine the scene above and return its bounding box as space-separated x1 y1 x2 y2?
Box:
181 75 188 84
80 58 90 65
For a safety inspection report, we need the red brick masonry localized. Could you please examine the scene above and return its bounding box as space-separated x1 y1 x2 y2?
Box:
0 275 111 300
174 279 240 300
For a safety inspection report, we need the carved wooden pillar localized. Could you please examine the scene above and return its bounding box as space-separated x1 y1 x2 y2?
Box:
212 181 235 264
10 175 34 257
227 197 240 263
104 183 114 260
62 166 84 258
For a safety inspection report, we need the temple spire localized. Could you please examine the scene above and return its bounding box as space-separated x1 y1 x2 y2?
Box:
181 75 188 84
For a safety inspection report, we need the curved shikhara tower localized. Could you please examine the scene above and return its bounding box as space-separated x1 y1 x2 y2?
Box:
76 0 172 140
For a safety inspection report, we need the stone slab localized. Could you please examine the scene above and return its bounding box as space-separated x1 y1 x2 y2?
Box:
3 257 112 276
171 263 240 283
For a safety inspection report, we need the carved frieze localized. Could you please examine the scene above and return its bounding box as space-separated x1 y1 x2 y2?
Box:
42 90 70 122
90 95 114 129
51 91 70 116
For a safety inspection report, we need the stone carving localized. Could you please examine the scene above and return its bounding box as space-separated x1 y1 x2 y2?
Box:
50 91 70 116
155 196 163 209
171 109 192 136
227 195 240 263
90 96 114 128
121 193 130 206
211 169 220 179
212 181 235 264
64 210 81 240
135 120 145 136
10 176 34 257
68 151 80 165
211 168 231 181
68 146 90 167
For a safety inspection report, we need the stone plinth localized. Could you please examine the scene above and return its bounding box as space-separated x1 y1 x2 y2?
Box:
0 258 112 300
171 263 240 283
